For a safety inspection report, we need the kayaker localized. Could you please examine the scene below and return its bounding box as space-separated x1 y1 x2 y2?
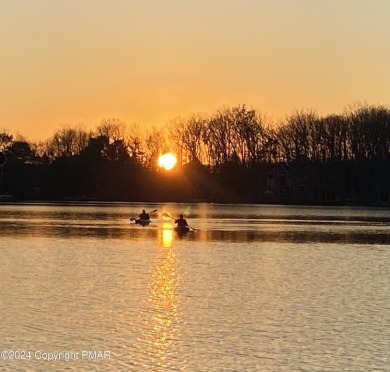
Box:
139 209 150 220
175 214 188 227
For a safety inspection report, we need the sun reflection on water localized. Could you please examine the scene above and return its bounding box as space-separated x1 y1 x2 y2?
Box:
161 222 174 248
137 223 183 370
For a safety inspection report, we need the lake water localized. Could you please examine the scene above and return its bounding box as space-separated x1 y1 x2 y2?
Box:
0 202 389 371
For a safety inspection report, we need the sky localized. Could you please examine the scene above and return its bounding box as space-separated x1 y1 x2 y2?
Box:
1 0 389 141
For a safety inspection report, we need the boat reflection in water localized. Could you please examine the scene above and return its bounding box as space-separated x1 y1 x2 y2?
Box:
137 222 183 371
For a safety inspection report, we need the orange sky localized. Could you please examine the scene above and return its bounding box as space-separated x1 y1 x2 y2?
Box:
1 0 389 141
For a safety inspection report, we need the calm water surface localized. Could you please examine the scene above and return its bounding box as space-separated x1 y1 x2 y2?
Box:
0 203 389 371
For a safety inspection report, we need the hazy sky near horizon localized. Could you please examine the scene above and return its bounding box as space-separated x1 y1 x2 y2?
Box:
1 0 389 141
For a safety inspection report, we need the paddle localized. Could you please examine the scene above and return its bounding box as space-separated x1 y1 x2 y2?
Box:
162 212 196 231
130 208 157 221
162 212 174 220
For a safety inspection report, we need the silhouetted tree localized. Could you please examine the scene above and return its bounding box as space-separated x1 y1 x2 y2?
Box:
47 125 89 158
144 127 169 169
6 141 35 163
96 118 127 143
1 104 390 204
0 130 13 151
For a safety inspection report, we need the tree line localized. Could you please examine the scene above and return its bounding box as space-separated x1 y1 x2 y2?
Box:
1 103 389 204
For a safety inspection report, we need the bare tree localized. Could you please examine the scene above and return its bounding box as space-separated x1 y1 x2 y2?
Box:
319 115 349 162
167 117 187 166
173 113 208 164
47 124 90 158
203 106 237 167
126 123 144 160
96 118 127 144
276 110 317 162
144 127 169 169
345 104 390 161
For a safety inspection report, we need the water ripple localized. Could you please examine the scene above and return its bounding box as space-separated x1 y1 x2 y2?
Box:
0 203 389 371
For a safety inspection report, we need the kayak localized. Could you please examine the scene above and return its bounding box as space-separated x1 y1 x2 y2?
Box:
134 219 151 226
174 226 190 234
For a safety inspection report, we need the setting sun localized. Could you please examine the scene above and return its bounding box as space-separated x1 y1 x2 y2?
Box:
158 153 177 171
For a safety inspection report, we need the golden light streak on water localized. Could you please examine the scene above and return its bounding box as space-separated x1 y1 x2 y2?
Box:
136 224 183 371
161 223 174 248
